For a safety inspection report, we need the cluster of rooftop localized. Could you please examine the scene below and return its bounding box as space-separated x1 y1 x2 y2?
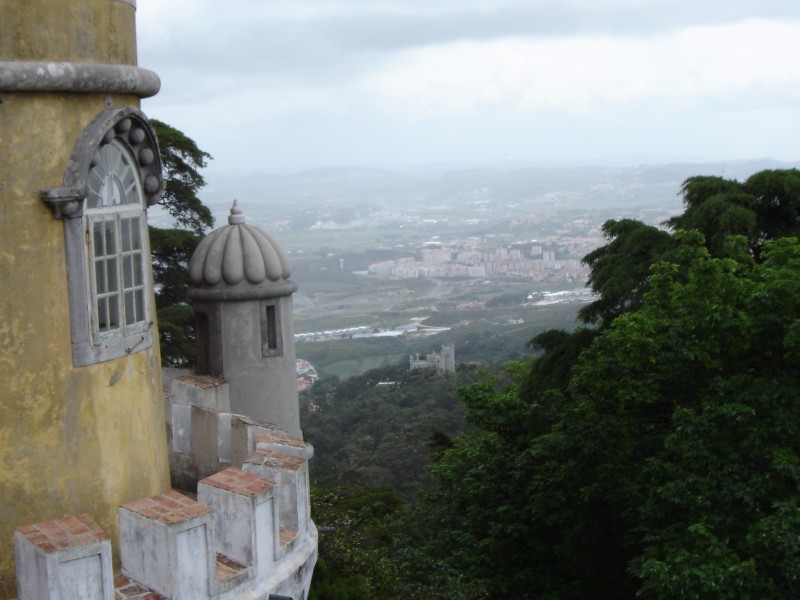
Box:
368 238 598 282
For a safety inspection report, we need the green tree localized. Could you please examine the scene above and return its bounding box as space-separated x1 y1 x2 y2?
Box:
521 169 800 415
149 120 214 366
302 364 481 499
151 119 213 235
420 232 800 598
579 218 676 326
309 486 404 600
667 169 800 257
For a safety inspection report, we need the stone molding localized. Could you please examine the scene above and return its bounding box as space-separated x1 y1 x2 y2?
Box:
0 61 159 98
41 105 163 218
188 280 300 302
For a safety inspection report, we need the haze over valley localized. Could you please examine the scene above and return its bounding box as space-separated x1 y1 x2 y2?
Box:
159 158 796 378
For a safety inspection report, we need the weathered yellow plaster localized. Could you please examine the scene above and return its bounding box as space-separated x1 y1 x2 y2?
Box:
1 0 137 64
0 2 170 596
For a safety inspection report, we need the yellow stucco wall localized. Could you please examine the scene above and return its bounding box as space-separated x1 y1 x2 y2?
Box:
0 2 170 596
1 0 137 64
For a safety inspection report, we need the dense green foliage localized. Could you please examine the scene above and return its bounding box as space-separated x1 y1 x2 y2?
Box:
579 218 675 325
301 364 497 599
303 364 485 499
149 120 213 366
408 169 800 598
308 169 800 599
309 486 489 600
150 119 213 235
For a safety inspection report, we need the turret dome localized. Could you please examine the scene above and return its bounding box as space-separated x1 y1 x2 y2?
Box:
188 200 296 301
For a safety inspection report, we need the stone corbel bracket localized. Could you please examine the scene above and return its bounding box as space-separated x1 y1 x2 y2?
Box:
40 106 163 218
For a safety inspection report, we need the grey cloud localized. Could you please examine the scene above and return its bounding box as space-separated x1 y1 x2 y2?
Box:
143 0 800 87
276 0 800 53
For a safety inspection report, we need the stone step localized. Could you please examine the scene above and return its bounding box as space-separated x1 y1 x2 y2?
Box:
114 575 167 599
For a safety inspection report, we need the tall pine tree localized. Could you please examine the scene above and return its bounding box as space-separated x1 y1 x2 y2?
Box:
150 120 213 366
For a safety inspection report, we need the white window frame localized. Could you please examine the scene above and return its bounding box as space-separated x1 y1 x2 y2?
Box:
42 107 162 367
85 141 151 342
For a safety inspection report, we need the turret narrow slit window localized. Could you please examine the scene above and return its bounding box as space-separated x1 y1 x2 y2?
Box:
261 301 282 357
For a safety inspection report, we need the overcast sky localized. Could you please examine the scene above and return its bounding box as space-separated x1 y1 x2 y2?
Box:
136 0 800 175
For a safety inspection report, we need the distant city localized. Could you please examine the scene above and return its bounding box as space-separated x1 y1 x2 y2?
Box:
366 237 599 282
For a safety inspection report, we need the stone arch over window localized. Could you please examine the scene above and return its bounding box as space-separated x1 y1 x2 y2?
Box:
41 106 163 366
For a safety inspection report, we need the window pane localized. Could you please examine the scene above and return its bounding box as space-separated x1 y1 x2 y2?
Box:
95 260 106 294
263 304 279 354
134 290 144 323
107 145 121 178
97 298 108 331
123 255 133 288
88 174 102 209
87 151 106 210
133 254 143 286
121 169 135 205
121 218 131 252
107 258 118 292
131 218 141 249
104 221 116 255
108 295 119 329
125 291 135 325
93 222 104 256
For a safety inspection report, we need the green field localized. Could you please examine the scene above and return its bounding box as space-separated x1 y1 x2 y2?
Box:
288 243 592 379
296 300 585 380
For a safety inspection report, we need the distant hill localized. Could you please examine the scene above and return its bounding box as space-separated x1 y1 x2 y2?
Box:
200 159 798 225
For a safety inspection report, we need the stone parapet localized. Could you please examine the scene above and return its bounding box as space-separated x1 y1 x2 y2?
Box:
15 467 317 600
119 491 214 599
198 468 277 579
254 430 311 459
171 375 230 412
168 392 314 492
244 450 311 548
14 515 113 600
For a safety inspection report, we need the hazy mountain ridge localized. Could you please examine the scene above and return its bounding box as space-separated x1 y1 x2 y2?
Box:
202 158 796 220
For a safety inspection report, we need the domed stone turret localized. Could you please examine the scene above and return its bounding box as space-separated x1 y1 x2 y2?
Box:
188 201 300 436
188 200 296 300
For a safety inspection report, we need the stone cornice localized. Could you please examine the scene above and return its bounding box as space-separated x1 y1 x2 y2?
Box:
188 281 300 303
0 61 159 98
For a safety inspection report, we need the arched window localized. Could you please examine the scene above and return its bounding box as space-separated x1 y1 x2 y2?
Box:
86 140 150 339
41 106 162 366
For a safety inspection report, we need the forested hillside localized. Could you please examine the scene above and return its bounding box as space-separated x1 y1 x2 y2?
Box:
307 169 800 600
302 364 488 499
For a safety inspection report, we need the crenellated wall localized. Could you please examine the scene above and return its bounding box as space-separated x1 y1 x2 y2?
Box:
15 465 317 600
14 372 318 599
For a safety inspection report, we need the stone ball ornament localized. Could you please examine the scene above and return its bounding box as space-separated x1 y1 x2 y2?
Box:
40 106 164 219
